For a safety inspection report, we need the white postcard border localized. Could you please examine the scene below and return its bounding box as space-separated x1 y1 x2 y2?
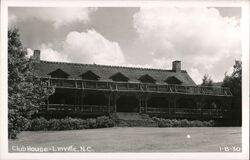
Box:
0 0 249 160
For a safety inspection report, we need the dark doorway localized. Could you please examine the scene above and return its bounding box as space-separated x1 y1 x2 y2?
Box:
177 98 196 108
49 92 74 104
148 97 169 108
204 99 222 109
117 96 139 112
84 94 107 106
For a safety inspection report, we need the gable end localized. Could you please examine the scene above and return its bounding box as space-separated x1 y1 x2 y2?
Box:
138 74 156 83
110 72 129 82
81 70 100 80
48 68 69 78
165 76 182 85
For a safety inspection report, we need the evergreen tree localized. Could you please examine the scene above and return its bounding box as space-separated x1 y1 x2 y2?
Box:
8 28 54 139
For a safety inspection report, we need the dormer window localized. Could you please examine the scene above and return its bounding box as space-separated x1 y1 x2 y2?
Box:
48 69 69 78
165 76 182 85
139 74 156 83
110 72 129 82
81 70 100 80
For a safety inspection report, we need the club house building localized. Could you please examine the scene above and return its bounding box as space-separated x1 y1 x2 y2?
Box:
32 50 233 120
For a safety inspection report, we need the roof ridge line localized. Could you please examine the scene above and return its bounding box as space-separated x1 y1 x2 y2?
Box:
39 60 187 72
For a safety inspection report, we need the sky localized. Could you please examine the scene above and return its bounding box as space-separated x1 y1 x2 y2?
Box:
8 7 241 84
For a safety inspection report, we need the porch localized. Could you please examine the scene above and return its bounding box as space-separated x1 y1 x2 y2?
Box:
39 104 231 119
38 78 233 119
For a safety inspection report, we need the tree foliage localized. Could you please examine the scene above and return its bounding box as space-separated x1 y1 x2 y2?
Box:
8 28 54 139
201 74 213 86
222 60 242 97
222 60 242 124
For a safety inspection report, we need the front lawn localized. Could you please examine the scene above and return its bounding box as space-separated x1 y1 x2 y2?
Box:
9 127 241 152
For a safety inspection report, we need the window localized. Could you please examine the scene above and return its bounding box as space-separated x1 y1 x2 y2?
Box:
138 74 156 83
48 69 69 78
165 76 182 85
81 70 100 80
110 72 129 82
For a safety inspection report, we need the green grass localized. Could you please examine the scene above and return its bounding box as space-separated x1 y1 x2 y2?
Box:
9 127 241 152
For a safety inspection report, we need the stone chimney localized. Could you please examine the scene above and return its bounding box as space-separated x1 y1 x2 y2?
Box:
172 60 181 72
32 50 40 62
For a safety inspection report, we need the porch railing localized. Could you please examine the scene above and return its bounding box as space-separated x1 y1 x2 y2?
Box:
41 78 232 96
40 104 109 113
39 104 230 118
147 107 229 117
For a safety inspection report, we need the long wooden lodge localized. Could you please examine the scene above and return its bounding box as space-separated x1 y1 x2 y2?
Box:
32 50 233 120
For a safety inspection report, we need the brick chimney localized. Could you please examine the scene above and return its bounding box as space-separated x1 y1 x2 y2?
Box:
172 60 181 72
32 50 40 62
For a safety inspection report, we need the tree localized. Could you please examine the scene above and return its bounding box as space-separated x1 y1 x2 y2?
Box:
8 28 54 139
201 74 213 86
222 60 242 125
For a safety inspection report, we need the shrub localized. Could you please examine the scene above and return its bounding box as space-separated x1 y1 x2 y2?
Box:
28 117 48 131
46 117 86 130
27 116 115 131
208 120 215 127
189 121 196 127
201 120 214 127
67 117 82 130
60 117 86 130
171 119 181 127
48 119 61 130
180 119 190 127
79 119 88 129
152 117 161 122
58 117 70 130
192 120 204 127
109 113 119 123
8 116 31 139
85 118 97 129
158 119 173 127
152 117 215 128
140 114 150 119
96 116 115 128
202 121 210 127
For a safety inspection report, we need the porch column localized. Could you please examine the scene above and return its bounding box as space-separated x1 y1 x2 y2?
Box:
167 96 170 114
77 91 81 111
139 94 142 113
169 94 177 115
46 97 49 111
222 97 232 109
114 93 117 112
108 93 111 113
105 92 112 113
135 93 143 113
81 90 84 111
197 96 205 116
174 98 177 117
74 90 77 111
145 94 148 113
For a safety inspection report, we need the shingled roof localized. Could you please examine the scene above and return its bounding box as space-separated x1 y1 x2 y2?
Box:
33 60 196 86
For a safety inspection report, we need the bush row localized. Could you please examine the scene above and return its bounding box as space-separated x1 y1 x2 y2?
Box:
151 117 215 127
27 116 215 131
27 116 115 131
